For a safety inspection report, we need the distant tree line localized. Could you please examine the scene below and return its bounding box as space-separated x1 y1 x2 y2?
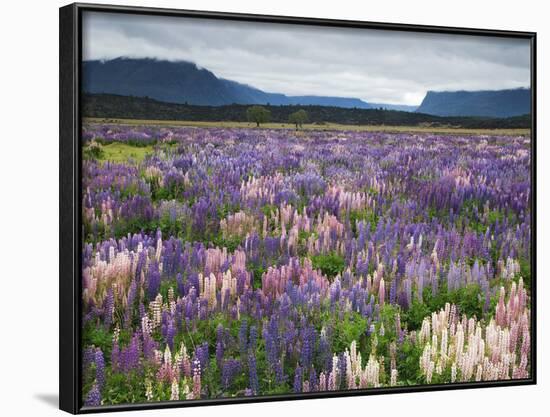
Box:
83 94 531 129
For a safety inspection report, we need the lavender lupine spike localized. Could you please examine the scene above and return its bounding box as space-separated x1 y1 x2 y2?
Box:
222 359 242 390
147 262 161 301
239 319 248 357
248 353 259 395
293 366 303 393
85 384 101 407
103 288 114 329
249 325 258 350
94 349 106 391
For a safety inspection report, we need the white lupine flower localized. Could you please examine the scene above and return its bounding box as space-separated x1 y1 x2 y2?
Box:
390 369 398 386
145 379 153 401
451 363 457 383
170 378 179 400
414 285 529 384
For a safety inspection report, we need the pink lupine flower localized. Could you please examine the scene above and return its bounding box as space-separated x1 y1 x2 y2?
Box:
379 278 385 305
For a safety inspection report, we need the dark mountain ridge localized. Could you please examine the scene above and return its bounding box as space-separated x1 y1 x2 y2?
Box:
83 58 372 109
416 88 531 118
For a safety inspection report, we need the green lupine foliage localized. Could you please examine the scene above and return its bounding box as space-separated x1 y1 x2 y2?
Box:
401 284 486 330
311 253 346 278
349 208 379 235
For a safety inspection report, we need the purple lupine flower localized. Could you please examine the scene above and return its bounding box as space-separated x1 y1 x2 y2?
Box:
147 261 161 301
166 318 176 350
195 342 210 373
103 288 114 329
221 359 242 390
404 278 412 309
142 332 157 363
215 341 224 368
309 366 318 392
215 324 225 366
239 319 248 357
83 347 96 371
248 353 259 395
318 331 332 372
300 325 316 370
274 360 286 384
123 332 143 371
176 273 185 297
293 366 303 393
84 384 101 407
249 325 258 351
389 279 397 305
338 353 347 390
94 349 105 391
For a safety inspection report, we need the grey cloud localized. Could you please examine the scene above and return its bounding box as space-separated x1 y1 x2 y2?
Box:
82 11 530 105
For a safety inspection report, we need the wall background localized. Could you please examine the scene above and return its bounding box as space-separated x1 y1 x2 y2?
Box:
0 0 545 415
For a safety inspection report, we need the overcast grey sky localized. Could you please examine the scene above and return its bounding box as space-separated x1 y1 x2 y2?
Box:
82 11 530 105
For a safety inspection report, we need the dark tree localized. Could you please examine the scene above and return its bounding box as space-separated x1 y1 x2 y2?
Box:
246 106 271 127
289 109 309 129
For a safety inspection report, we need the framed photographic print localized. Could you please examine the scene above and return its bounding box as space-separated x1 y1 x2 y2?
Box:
59 2 536 413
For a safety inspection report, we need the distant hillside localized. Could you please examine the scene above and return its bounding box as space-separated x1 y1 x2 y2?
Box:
83 58 371 109
416 88 531 118
83 93 531 129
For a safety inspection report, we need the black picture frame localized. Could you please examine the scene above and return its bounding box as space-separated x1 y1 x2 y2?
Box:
59 2 537 414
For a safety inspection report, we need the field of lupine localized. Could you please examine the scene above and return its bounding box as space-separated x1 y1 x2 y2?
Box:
81 123 531 406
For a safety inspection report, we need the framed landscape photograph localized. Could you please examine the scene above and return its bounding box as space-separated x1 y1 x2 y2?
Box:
59 3 536 413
